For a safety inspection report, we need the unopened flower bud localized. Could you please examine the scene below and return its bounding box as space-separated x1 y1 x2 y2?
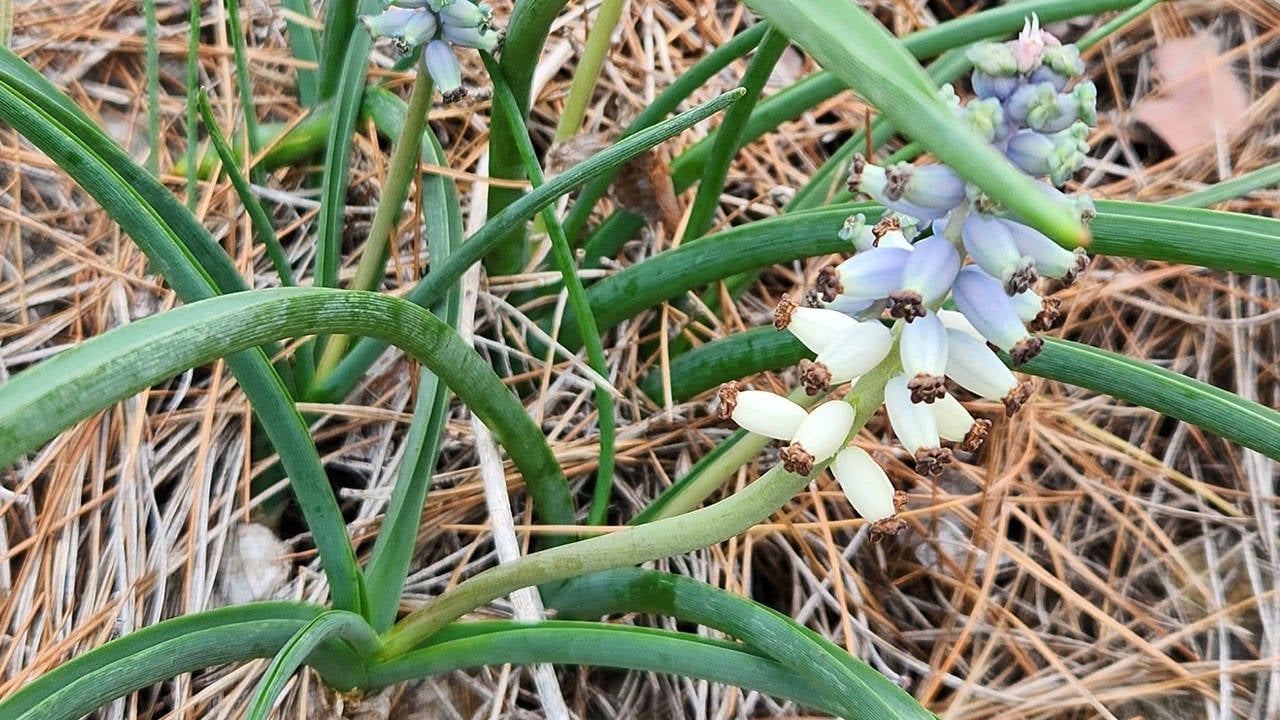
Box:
782 401 855 475
953 267 1043 364
900 311 949 403
944 329 1033 415
885 374 952 476
831 446 897 523
839 213 877 252
718 383 808 440
961 213 1039 294
1005 122 1090 186
777 300 862 354
831 246 911 301
889 163 968 212
930 393 991 451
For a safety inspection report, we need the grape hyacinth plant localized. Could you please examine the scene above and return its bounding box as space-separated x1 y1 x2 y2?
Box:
722 17 1098 536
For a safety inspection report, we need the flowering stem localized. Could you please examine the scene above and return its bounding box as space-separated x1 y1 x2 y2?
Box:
553 0 625 143
315 72 435 381
379 353 899 657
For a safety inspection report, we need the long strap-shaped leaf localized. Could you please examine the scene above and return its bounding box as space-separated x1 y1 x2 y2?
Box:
742 0 1088 248
0 287 574 529
0 49 365 613
546 568 939 720
367 620 880 718
0 603 326 720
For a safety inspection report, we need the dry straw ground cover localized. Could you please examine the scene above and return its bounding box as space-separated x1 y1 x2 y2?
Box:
2 0 1279 718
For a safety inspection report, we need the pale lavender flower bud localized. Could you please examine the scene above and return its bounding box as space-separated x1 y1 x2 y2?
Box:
944 328 1033 415
890 163 968 212
930 393 991 451
830 246 911 301
424 39 466 102
900 311 949 403
961 213 1038 294
780 305 864 355
441 22 500 51
1040 43 1084 81
831 447 897 523
951 266 1043 364
884 374 952 476
1007 81 1096 134
960 97 1008 142
361 8 438 49
717 383 808 440
999 218 1089 283
802 321 894 393
966 41 1019 79
848 156 952 222
781 401 855 475
1005 122 1090 186
896 234 961 319
972 71 1021 102
437 0 489 27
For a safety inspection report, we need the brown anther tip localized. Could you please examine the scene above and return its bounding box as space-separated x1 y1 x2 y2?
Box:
847 154 868 192
960 418 993 452
914 446 954 477
1062 247 1090 286
441 87 468 104
872 215 901 239
798 359 832 396
780 444 815 476
716 381 740 419
882 166 909 202
1003 380 1033 416
871 515 907 542
1009 336 1044 366
1029 297 1061 332
907 374 947 404
887 290 925 321
773 294 798 331
1005 265 1039 296
815 265 843 303
801 290 825 309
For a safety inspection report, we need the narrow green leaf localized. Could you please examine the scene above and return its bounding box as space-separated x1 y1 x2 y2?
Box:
742 0 1088 247
548 569 937 720
367 621 854 716
1163 162 1280 209
281 0 320 105
246 611 380 720
0 287 574 530
1016 338 1280 462
1091 200 1280 278
0 603 324 720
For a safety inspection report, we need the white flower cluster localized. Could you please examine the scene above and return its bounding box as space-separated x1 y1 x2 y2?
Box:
361 0 501 102
719 17 1096 538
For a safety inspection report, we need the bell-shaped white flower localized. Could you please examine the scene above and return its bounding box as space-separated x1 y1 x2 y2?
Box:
831 446 897 523
800 320 894 394
884 374 952 476
930 393 992 451
781 401 855 476
899 311 949 403
943 328 1033 416
717 383 807 440
775 299 863 355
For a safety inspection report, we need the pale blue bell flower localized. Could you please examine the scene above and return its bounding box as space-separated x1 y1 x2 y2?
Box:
899 310 950 403
424 39 465 102
892 234 961 320
826 246 912 301
961 213 1038 294
999 217 1088 283
951 266 1043 365
943 328 1032 415
1004 122 1090 186
884 374 952 476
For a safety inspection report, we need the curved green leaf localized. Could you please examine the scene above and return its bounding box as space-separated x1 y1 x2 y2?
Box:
367 621 855 717
547 568 937 720
0 603 325 720
1091 200 1280 278
246 610 380 720
0 288 573 527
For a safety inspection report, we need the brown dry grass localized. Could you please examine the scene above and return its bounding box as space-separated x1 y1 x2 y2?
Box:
2 0 1279 718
